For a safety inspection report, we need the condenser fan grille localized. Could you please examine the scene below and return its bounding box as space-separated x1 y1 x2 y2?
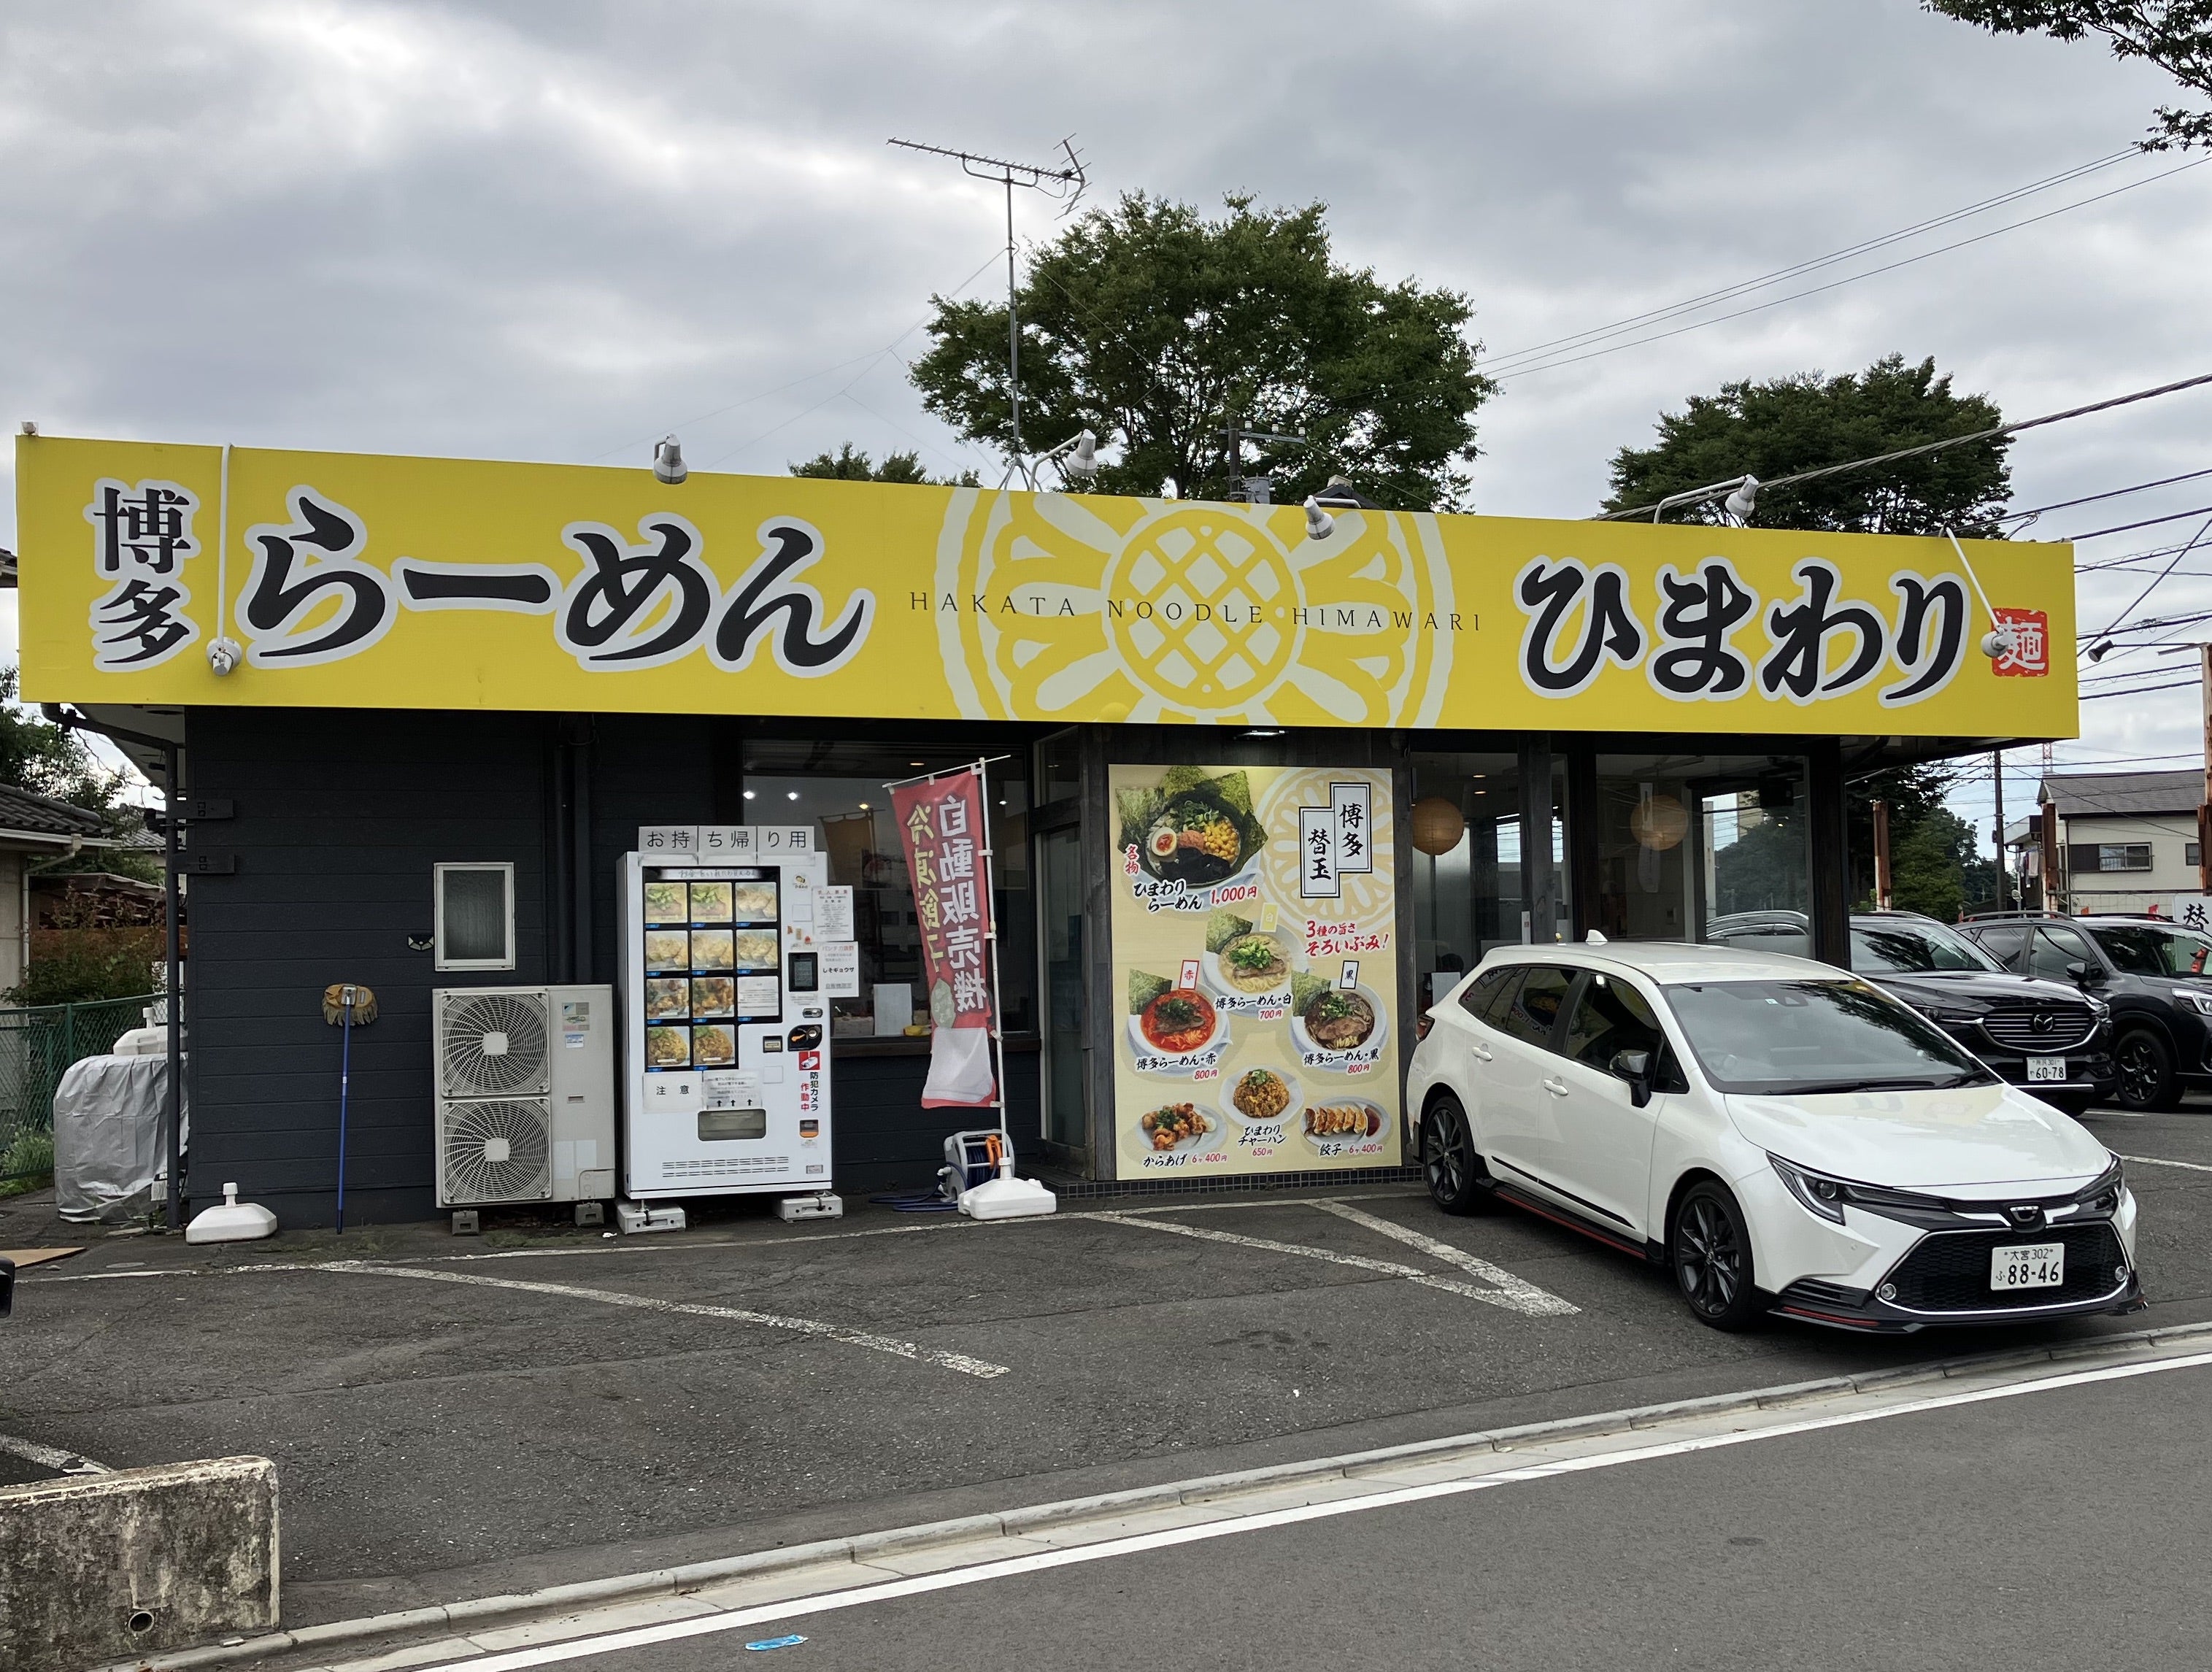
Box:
441 1099 552 1203
439 991 550 1096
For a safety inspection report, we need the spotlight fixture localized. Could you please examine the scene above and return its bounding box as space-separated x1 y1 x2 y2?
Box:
1722 475 1760 524
2087 640 2113 663
653 435 687 485
1303 497 1336 542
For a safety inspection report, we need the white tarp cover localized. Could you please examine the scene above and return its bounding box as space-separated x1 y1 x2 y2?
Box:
53 1053 188 1224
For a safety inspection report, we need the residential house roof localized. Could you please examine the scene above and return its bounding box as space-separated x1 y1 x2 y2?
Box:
2038 770 2203 819
0 783 107 846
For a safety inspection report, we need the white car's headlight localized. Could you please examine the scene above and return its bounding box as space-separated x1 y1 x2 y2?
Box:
1769 1154 1848 1224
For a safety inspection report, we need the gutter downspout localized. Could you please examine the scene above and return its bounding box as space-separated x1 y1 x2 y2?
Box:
43 704 184 1231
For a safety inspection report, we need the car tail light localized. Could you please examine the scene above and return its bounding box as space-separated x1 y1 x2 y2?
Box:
1416 1013 1434 1041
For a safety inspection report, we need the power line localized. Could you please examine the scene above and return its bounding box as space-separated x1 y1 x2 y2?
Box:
1998 464 2212 525
1481 150 2140 372
1499 155 2209 384
1601 369 2212 521
2061 501 2212 542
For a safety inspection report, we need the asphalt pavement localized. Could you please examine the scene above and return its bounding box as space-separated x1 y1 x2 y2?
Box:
465 1354 2212 1672
4 1095 2211 1633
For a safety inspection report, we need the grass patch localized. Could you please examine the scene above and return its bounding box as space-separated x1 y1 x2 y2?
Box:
1 1126 55 1195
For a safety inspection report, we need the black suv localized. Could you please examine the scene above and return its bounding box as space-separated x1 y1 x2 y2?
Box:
1960 912 2212 1111
1706 909 2119 1116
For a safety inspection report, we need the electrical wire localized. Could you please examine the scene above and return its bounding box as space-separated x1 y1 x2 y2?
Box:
1602 370 2212 521
2060 502 2212 542
1481 150 2141 371
1500 156 2210 384
1998 465 2212 525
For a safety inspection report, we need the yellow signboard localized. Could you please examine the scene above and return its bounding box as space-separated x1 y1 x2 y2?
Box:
1110 764 1401 1179
17 436 2078 738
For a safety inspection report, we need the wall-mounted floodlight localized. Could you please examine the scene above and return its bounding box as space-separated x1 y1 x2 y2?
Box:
653 436 687 485
2087 639 2113 663
206 636 242 677
1303 496 1336 542
1033 428 1100 489
1722 475 1760 524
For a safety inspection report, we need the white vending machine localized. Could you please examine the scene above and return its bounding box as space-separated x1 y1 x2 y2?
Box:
617 831 844 1219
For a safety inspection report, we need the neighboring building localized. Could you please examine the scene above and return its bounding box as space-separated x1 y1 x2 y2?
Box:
0 784 110 992
2005 770 2205 916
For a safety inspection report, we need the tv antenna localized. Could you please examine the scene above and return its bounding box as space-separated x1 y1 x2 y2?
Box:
888 136 1087 485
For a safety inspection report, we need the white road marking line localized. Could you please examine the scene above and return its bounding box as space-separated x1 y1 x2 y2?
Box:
382 1347 2212 1672
2119 1152 2212 1174
322 1263 1010 1379
1092 1211 1555 1311
0 1431 109 1473
1307 1200 1579 1316
31 1191 1429 1283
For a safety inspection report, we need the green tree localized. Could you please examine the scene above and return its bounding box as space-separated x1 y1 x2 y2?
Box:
1890 806 1986 921
909 193 1495 509
1603 354 2011 535
789 444 977 487
1925 3 2212 149
0 666 159 883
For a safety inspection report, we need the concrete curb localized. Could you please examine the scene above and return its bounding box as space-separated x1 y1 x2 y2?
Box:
101 1319 2212 1672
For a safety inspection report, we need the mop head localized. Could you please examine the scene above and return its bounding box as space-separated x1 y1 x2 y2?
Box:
957 1174 1057 1220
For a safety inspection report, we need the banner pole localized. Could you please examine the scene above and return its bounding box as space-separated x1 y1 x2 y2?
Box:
974 756 1014 1171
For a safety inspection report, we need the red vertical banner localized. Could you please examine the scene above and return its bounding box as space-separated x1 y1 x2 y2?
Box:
890 768 998 1106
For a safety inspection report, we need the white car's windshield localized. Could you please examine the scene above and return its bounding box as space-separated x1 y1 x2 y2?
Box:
1851 921 2000 974
1664 978 1995 1095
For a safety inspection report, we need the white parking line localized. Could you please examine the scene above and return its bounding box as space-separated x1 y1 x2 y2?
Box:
1093 1211 1566 1313
2119 1152 2212 1174
0 1431 109 1474
325 1263 1010 1379
373 1347 2212 1672
1306 1200 1578 1315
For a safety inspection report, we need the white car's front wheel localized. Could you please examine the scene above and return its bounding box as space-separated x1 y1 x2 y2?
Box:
1670 1181 1765 1331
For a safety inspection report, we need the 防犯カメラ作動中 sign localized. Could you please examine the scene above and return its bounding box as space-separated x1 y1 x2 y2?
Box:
18 436 2077 737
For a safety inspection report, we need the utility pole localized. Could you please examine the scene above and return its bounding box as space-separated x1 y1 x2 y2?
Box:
1872 799 1893 911
1992 747 2006 912
2200 644 2211 894
1221 419 1307 503
887 136 1085 485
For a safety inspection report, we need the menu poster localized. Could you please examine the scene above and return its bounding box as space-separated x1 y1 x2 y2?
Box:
1109 765 1400 1176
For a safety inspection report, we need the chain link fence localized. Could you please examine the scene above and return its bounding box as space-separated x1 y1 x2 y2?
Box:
0 994 162 1190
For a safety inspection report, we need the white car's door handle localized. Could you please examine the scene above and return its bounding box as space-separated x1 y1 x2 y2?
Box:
1471 1042 1493 1062
1543 1076 1570 1097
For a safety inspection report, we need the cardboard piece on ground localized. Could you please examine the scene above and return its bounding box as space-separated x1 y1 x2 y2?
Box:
0 1248 85 1268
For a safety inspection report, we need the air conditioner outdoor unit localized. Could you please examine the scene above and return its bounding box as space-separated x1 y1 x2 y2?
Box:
433 985 615 1223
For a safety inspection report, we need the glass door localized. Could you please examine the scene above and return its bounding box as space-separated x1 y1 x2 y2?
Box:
1038 825 1087 1150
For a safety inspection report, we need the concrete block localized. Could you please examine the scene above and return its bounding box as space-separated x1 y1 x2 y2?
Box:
0 1455 277 1672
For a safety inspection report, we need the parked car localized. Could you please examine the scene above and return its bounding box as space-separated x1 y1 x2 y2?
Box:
1959 912 2212 1112
1410 939 2140 1333
1705 909 2117 1116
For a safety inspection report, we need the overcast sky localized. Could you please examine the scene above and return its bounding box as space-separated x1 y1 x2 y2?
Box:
4 0 2210 844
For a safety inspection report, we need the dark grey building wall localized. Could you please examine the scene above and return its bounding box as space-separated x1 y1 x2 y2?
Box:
185 706 1042 1226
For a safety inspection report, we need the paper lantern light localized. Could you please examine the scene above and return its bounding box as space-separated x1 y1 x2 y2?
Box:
1410 796 1467 856
1630 793 1689 852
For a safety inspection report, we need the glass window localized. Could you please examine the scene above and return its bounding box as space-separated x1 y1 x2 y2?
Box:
2100 844 2152 873
1595 754 1810 945
1564 972 1665 1071
2088 922 2212 976
2027 924 2096 982
1851 920 2000 974
1664 978 1993 1093
1037 729 1082 809
1457 966 1518 1025
1708 917 1811 959
742 739 1035 1039
1968 922 2030 969
1408 750 1565 995
1497 964 1573 1050
435 863 514 970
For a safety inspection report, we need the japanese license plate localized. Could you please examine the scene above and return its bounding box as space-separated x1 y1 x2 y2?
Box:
2025 1056 2067 1082
1991 1242 2065 1290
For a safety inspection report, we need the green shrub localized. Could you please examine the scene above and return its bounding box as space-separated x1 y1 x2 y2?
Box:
1 1126 54 1194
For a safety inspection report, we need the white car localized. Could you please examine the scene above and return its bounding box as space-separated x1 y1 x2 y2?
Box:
1407 939 2140 1332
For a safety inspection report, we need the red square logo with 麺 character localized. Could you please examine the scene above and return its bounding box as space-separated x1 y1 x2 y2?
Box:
1992 607 2049 677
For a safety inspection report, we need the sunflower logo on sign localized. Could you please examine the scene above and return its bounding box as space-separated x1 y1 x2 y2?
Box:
932 490 1456 725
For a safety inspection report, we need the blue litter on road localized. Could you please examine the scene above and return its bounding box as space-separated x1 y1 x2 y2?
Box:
745 1635 807 1651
